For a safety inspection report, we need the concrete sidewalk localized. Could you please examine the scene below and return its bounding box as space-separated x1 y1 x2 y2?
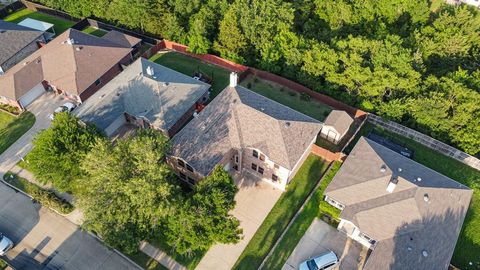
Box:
139 241 186 270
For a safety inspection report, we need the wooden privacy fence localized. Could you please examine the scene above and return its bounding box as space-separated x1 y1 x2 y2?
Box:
0 1 24 19
368 114 480 171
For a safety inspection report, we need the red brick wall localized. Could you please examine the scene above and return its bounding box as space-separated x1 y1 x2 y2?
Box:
143 39 367 119
79 54 132 102
311 144 343 161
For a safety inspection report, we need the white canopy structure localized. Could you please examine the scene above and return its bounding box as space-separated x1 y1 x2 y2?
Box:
18 18 55 34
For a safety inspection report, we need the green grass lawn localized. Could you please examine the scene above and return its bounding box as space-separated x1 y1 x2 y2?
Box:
240 75 331 122
0 258 7 270
126 250 168 270
82 26 107 37
261 161 342 270
346 122 480 269
233 155 330 270
0 111 35 154
3 9 75 35
149 51 230 98
149 234 204 270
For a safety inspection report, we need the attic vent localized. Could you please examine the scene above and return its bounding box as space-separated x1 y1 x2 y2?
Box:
23 61 30 66
163 82 169 87
36 59 41 64
398 168 402 172
380 164 387 173
75 46 83 51
407 246 412 251
100 94 106 99
386 175 398 193
66 38 75 45
232 99 237 103
0 30 6 33
417 177 422 182
423 193 429 202
260 107 265 111
146 66 154 76
285 122 291 128
422 250 428 257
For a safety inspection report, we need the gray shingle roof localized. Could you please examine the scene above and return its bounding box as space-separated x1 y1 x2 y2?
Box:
323 110 353 135
170 85 323 176
0 20 44 68
75 58 210 132
325 137 472 270
102 30 141 48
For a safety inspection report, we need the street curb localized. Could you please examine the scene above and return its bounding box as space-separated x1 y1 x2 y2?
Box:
86 232 144 270
1 179 33 200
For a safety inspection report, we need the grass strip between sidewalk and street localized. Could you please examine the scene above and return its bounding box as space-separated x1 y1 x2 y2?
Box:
3 172 74 215
233 155 330 270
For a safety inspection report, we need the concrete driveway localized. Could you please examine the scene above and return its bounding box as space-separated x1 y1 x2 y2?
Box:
196 172 283 270
0 182 140 270
283 218 367 270
0 93 66 178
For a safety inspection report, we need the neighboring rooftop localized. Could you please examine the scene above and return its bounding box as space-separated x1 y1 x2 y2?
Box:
171 85 323 176
17 18 53 32
323 110 353 135
102 30 141 48
75 58 210 132
325 137 472 270
0 28 132 100
0 20 44 67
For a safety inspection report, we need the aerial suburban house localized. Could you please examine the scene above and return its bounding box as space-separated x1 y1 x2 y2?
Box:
0 28 133 110
169 72 323 190
324 137 472 270
320 110 354 144
0 20 46 75
75 58 211 137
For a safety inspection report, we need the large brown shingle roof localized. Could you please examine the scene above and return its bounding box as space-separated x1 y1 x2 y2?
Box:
0 29 132 100
325 137 472 270
170 86 322 176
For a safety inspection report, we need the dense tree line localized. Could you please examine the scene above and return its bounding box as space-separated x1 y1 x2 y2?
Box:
27 114 241 254
35 0 480 154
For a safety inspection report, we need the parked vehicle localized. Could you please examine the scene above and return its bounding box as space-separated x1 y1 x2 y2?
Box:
0 233 14 256
299 251 338 270
48 102 77 120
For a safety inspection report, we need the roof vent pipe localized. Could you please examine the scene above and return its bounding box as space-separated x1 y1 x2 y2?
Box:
146 66 154 76
229 72 238 87
66 38 74 45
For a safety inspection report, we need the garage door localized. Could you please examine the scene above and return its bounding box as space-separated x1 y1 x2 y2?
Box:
105 114 127 136
19 83 45 108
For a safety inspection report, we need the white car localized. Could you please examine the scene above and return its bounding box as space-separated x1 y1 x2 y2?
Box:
299 251 338 270
0 233 13 256
49 102 77 120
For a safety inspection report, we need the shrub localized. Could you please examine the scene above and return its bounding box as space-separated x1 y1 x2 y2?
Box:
288 91 297 97
247 82 252 88
279 87 285 92
253 77 260 83
300 93 311 102
3 173 74 214
0 103 20 115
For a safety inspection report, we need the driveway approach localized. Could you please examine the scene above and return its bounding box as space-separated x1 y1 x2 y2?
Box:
0 93 65 178
196 173 283 270
0 182 140 270
284 218 367 270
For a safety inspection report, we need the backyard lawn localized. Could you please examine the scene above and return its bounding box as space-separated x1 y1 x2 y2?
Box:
0 111 35 155
82 26 107 37
233 155 330 270
240 75 331 122
346 122 480 270
262 161 342 270
3 9 75 35
149 51 230 98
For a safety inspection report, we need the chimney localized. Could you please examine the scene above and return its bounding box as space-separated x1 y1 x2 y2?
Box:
229 72 238 87
146 66 154 76
386 175 398 193
66 38 75 45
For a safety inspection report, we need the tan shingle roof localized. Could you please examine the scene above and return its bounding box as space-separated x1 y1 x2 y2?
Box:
0 29 132 100
325 137 472 270
324 110 353 135
170 86 322 176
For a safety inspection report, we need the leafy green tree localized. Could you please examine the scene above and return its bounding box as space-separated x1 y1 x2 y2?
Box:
163 166 242 255
80 129 178 253
213 4 248 63
27 112 102 192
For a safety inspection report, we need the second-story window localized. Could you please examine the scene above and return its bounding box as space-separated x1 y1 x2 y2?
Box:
186 164 194 172
251 163 257 171
177 159 185 168
258 167 264 174
253 150 259 158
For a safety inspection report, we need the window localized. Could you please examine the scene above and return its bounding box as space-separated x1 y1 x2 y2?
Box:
259 154 265 161
359 232 376 245
94 79 102 86
233 164 239 171
179 172 186 180
325 196 345 210
258 167 264 174
274 164 279 169
186 164 194 172
251 163 257 171
272 174 278 182
187 177 195 185
235 155 239 163
177 159 185 168
253 150 259 158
